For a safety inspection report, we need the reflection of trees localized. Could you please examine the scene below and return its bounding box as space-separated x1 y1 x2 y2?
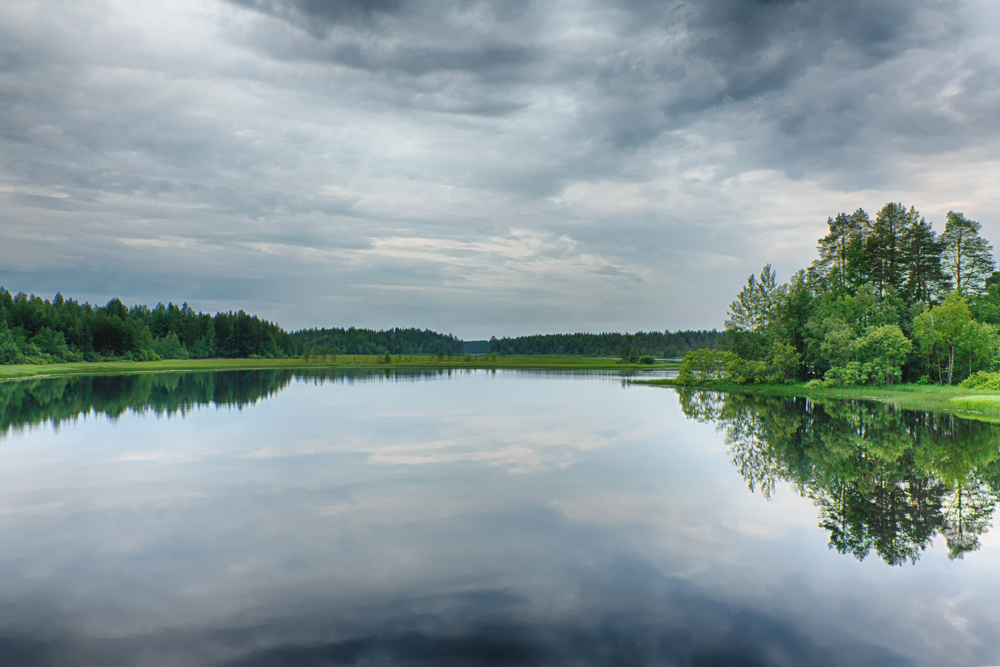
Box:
677 389 1000 565
941 474 997 559
0 368 456 439
0 371 296 436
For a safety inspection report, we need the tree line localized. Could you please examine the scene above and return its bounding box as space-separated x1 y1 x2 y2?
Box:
291 327 464 357
0 290 296 364
0 285 725 366
487 330 723 358
682 203 1000 386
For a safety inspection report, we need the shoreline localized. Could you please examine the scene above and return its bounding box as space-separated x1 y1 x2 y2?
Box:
0 356 679 382
638 378 1000 420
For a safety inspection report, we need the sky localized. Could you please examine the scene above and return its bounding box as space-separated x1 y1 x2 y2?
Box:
3 0 1000 338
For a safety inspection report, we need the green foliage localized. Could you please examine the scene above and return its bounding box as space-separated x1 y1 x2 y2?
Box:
0 288 295 365
638 355 655 364
293 327 463 357
618 342 639 363
724 357 771 384
153 332 188 360
959 371 1000 390
726 264 779 360
0 329 24 364
852 324 912 386
722 204 997 386
941 211 995 296
768 341 801 383
913 292 996 384
487 330 723 357
677 349 733 384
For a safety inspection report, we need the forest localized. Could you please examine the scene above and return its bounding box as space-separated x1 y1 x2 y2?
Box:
487 330 723 358
0 292 296 364
291 327 465 357
0 284 726 366
681 203 1000 387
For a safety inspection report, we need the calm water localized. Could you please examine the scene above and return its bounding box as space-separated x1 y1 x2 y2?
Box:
0 369 999 666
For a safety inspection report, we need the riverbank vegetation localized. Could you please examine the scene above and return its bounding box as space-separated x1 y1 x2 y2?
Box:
677 203 1000 390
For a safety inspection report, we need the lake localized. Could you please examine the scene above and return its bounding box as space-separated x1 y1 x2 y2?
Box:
0 368 998 666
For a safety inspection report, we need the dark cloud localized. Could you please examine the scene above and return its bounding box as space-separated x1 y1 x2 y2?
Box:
231 0 405 34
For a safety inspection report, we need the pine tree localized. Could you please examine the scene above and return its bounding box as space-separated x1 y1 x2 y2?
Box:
941 211 995 296
868 203 918 295
901 215 948 306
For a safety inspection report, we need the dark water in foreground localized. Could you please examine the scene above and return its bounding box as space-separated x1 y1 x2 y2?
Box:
0 369 999 666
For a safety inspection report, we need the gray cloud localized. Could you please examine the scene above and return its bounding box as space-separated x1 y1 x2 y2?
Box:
1 0 999 335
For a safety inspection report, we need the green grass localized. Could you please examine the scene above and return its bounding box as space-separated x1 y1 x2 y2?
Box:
640 377 1000 419
0 355 678 382
949 395 1000 414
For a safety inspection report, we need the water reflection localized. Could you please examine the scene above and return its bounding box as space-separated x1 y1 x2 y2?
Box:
0 371 293 436
0 371 997 665
677 389 1000 564
0 367 672 439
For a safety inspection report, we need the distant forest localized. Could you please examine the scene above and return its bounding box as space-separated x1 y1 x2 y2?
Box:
291 328 464 356
487 331 723 358
0 286 718 365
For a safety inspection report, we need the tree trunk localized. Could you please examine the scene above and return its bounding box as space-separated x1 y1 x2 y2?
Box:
948 345 955 385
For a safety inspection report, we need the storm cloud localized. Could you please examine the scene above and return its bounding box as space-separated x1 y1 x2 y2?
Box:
2 0 999 335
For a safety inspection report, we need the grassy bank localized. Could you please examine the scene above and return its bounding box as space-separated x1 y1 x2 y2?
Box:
641 377 1000 419
0 355 678 382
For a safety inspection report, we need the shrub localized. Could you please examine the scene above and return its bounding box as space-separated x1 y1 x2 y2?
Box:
960 371 1000 390
677 349 735 384
0 330 25 365
638 356 655 364
824 362 866 387
767 341 800 384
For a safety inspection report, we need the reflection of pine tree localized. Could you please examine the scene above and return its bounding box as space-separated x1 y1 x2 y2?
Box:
679 389 1000 565
811 470 945 566
942 474 999 559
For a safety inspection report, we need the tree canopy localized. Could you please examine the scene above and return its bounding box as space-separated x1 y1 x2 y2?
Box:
687 204 1000 386
0 289 295 364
